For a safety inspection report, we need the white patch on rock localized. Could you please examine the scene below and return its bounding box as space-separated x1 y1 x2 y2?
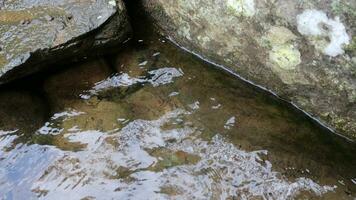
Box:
108 0 116 7
226 0 256 17
296 9 350 57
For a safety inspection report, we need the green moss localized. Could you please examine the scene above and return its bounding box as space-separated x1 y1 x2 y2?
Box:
331 0 356 18
345 36 356 56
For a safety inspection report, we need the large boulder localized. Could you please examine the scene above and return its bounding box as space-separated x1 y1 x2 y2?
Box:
0 0 131 84
141 0 356 140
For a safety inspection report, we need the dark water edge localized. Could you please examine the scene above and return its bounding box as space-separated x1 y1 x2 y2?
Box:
0 1 355 199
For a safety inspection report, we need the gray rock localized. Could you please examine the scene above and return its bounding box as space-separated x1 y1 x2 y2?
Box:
141 0 356 140
0 0 131 83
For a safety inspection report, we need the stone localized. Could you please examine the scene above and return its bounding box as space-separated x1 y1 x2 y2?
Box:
0 0 131 84
140 0 356 140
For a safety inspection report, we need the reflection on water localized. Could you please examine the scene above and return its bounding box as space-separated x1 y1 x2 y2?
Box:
1 19 356 200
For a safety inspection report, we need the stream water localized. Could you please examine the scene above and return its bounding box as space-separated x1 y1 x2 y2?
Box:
0 9 356 200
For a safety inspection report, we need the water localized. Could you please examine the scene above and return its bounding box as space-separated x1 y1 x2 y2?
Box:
0 11 356 200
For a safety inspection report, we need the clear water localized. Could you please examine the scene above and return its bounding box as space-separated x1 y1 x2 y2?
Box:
0 12 356 200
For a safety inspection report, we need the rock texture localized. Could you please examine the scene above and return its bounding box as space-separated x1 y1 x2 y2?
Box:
0 0 131 84
141 0 356 140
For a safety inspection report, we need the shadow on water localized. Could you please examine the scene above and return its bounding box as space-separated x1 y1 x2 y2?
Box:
0 1 355 199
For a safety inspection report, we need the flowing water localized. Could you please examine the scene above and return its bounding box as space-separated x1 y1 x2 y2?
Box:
0 11 356 200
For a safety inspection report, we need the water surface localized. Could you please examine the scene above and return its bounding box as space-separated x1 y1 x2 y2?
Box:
0 16 356 200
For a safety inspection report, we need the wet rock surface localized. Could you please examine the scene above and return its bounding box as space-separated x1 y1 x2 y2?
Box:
140 0 356 140
0 0 131 84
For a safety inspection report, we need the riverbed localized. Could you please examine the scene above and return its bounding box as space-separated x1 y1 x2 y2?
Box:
0 10 355 200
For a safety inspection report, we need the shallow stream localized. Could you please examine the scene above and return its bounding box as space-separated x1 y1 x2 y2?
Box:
0 10 356 200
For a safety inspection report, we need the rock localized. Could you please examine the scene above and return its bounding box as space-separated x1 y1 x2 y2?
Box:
140 0 356 140
0 0 131 84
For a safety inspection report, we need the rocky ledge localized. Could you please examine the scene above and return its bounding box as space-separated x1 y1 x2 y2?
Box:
141 0 356 140
0 0 131 84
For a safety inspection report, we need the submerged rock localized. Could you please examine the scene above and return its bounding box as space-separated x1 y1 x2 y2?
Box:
0 90 48 134
140 0 356 139
0 0 131 84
